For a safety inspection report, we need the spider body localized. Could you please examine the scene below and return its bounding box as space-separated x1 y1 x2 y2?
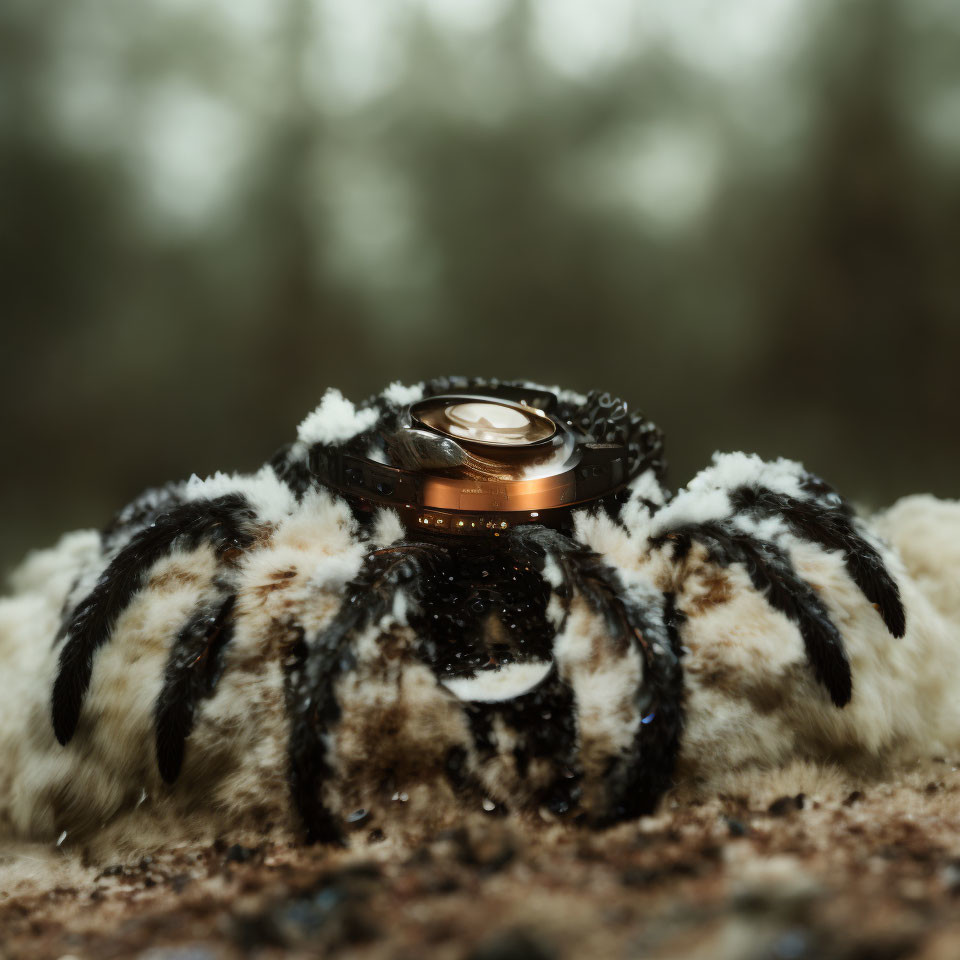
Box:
3 377 921 848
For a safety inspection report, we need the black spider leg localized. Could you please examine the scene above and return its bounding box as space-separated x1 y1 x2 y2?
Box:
416 537 584 818
100 482 187 553
459 666 581 818
52 494 257 745
286 541 450 845
652 522 853 707
730 483 906 639
154 590 238 784
510 526 685 825
51 483 192 651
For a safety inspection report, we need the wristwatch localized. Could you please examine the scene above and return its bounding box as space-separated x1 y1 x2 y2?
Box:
310 385 639 535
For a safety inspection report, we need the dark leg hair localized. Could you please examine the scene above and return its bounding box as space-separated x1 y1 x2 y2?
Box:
52 494 256 745
509 526 685 825
285 541 449 844
459 665 582 819
652 521 852 706
289 525 685 841
730 482 906 638
154 592 238 784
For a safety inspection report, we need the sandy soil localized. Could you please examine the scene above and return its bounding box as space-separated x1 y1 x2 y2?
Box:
5 761 960 960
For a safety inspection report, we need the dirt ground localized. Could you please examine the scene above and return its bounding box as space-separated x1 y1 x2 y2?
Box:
5 761 960 960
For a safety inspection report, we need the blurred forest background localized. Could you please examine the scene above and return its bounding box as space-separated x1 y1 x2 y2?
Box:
2 0 959 576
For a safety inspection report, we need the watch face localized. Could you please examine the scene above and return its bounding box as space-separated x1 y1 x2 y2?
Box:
411 396 556 448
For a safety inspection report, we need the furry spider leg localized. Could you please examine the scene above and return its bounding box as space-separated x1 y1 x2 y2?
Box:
651 521 852 706
455 664 581 818
730 479 906 638
287 540 449 845
99 483 188 552
51 494 258 745
511 526 685 824
154 590 237 784
288 525 683 842
433 534 586 822
639 453 911 708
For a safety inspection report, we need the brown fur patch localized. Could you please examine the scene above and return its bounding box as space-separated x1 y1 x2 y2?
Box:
685 653 786 716
147 569 201 591
252 568 298 601
230 616 300 672
332 665 467 819
688 570 734 615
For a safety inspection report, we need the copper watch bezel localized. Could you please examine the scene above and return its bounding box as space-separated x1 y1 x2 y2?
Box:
310 388 631 534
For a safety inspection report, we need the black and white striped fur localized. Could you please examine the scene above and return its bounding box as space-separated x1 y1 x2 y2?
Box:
0 378 916 848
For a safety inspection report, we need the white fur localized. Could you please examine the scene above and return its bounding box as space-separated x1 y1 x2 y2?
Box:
648 485 733 536
634 471 667 506
186 466 297 522
695 452 808 498
554 598 644 755
296 387 379 446
442 661 553 702
382 381 425 406
369 508 405 548
647 453 811 538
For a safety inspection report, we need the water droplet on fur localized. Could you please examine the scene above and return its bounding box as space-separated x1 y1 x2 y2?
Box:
56 831 67 847
482 798 496 812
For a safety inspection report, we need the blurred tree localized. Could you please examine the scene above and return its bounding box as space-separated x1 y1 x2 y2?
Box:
1 0 958 575
751 0 960 498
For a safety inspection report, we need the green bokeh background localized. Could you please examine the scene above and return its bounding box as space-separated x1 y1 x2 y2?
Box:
2 0 959 577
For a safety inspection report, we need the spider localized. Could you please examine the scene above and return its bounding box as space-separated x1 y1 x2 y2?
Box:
45 377 905 845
